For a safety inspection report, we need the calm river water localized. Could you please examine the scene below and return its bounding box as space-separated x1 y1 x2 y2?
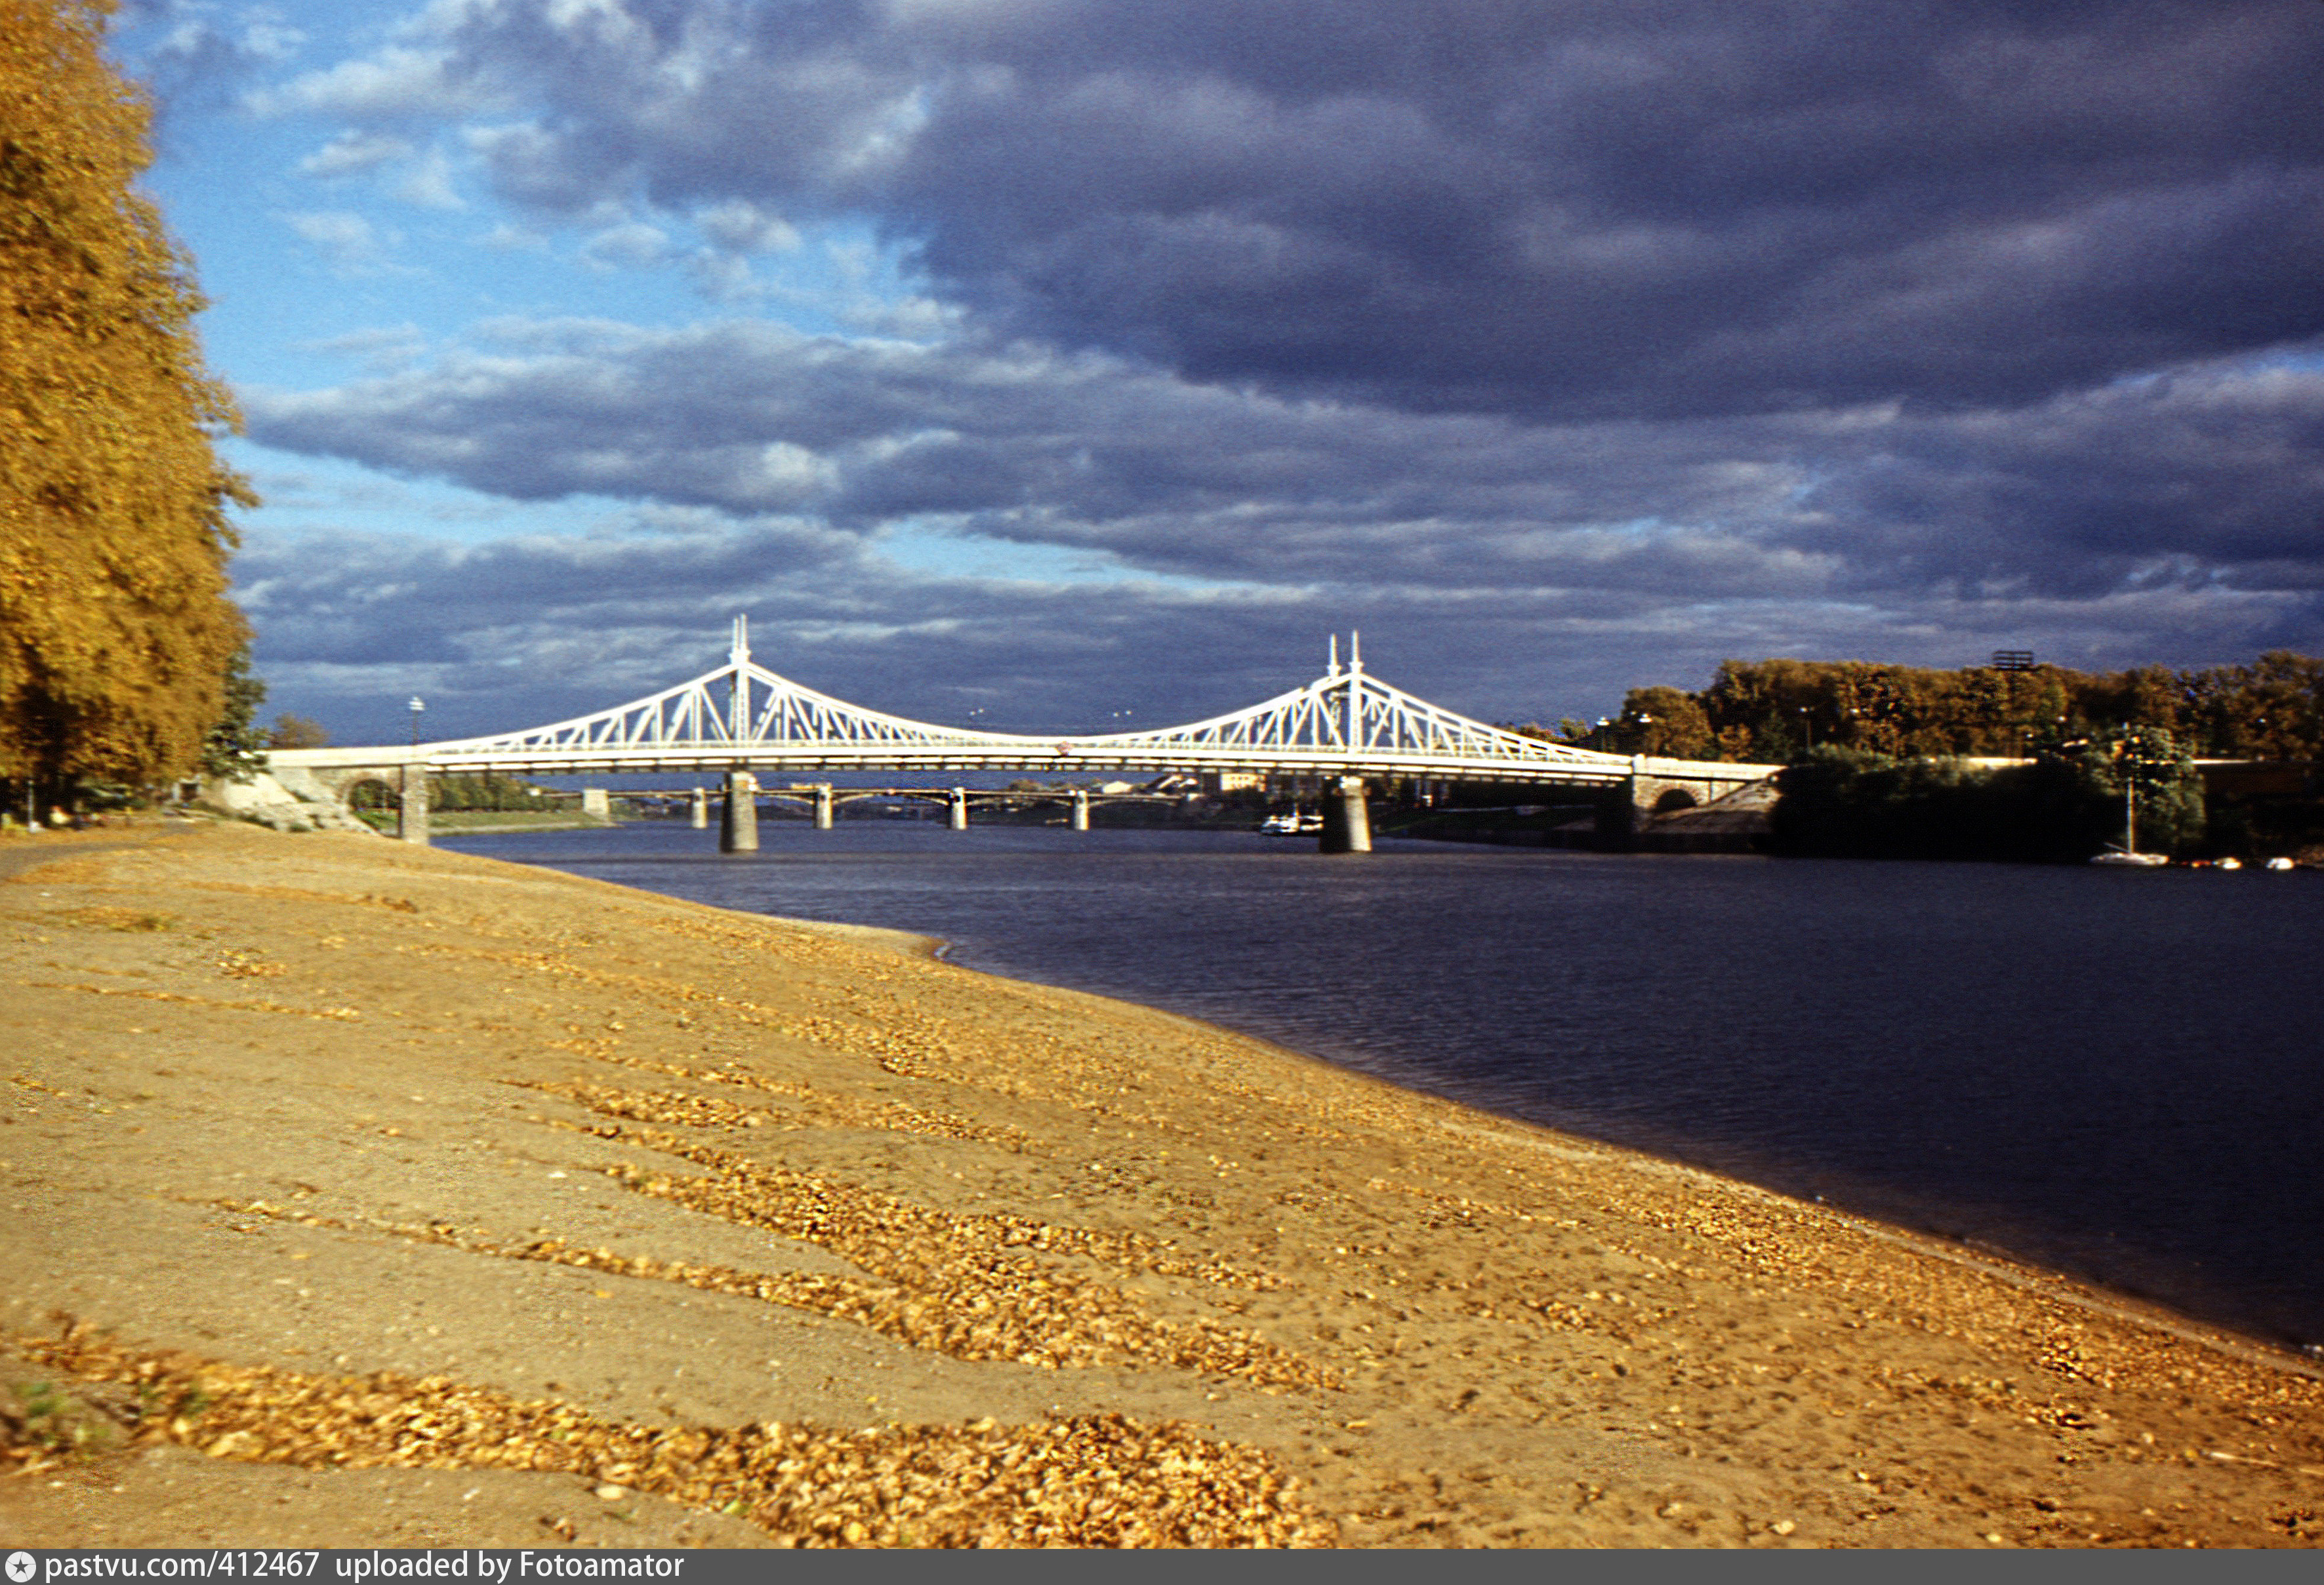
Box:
442 820 2324 1350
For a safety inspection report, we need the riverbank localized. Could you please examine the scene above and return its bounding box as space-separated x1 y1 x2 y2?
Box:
354 811 619 835
2 821 2318 1548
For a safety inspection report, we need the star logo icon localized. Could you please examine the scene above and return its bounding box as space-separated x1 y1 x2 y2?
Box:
7 1551 37 1583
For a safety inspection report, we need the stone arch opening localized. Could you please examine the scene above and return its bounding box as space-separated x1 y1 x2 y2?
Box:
344 776 399 816
1652 788 1700 814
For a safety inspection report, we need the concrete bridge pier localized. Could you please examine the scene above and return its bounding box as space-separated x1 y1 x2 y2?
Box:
689 786 708 829
1319 775 1372 854
1071 788 1090 832
398 763 430 845
581 788 610 821
813 783 835 830
721 770 758 853
948 788 969 831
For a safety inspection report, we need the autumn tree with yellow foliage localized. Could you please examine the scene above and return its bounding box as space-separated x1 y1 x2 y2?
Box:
1 0 251 806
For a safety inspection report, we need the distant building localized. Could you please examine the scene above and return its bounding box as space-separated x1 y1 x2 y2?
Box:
1202 771 1262 793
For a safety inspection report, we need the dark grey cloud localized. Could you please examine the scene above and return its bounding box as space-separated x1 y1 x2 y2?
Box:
241 317 2324 608
232 325 2324 749
269 0 2324 420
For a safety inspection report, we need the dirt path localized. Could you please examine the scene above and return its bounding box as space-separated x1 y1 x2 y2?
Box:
1 821 2317 1548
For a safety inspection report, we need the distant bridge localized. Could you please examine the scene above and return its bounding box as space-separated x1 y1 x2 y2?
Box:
268 618 1780 851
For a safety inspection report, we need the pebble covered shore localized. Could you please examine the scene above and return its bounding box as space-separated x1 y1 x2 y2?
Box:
1 821 2319 1548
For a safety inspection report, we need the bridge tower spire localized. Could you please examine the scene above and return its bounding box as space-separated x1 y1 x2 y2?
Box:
1345 629 1363 747
729 614 752 742
1327 633 1341 679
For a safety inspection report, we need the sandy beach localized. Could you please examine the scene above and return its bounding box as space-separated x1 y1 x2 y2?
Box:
1 819 2318 1548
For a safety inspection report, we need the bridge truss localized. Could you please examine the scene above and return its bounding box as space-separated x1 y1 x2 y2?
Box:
273 618 1771 791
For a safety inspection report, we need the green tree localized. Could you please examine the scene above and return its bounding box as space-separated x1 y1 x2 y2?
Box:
197 641 266 780
0 0 253 799
1768 746 2125 863
2084 724 2204 855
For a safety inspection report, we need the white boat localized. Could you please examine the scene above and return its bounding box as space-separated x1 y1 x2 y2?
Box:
2266 856 2296 872
2091 849 2168 868
1259 811 1325 835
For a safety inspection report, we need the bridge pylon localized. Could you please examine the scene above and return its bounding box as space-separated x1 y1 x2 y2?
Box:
398 763 429 846
722 770 758 853
1320 775 1372 854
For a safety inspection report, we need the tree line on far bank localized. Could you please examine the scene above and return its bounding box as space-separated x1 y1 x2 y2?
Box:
1543 652 2324 764
1508 656 2324 863
1764 732 2220 862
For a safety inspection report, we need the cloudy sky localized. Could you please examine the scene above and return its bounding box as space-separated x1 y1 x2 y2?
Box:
113 0 2324 744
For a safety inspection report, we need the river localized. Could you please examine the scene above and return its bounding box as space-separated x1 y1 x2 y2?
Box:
441 818 2324 1350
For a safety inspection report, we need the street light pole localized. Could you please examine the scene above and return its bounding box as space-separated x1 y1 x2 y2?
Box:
409 696 425 748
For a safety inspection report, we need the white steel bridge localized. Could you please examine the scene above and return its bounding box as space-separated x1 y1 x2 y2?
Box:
268 618 1780 849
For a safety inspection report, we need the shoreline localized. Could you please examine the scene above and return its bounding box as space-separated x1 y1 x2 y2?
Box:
446 823 2314 1362
3 820 2320 1548
918 940 2316 1373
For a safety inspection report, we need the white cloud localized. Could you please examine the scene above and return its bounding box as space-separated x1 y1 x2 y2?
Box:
279 210 411 275
393 147 466 210
682 249 767 303
239 20 305 63
297 131 414 179
247 45 491 118
580 222 672 271
693 200 801 255
474 222 549 251
283 209 379 257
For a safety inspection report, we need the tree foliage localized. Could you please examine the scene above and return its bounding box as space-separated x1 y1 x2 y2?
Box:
0 0 251 791
266 712 328 749
1568 653 2324 763
197 641 265 780
428 773 552 812
1767 729 2205 863
2098 723 2206 855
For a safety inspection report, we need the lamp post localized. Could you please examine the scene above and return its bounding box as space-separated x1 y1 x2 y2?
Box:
409 696 425 748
